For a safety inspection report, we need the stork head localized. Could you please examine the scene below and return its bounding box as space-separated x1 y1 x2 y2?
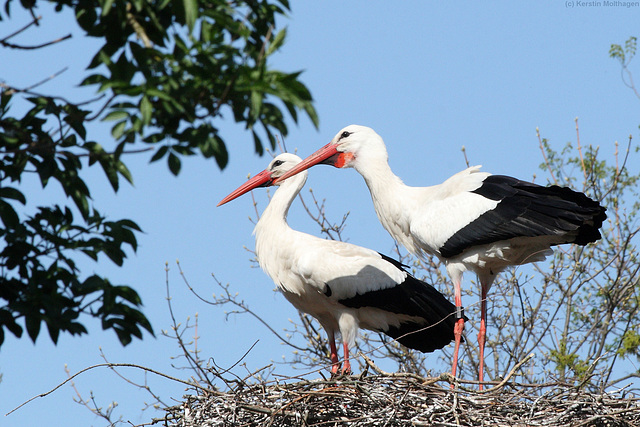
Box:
217 153 304 206
273 125 387 184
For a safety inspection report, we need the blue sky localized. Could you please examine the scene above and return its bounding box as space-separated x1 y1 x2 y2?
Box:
2 1 639 425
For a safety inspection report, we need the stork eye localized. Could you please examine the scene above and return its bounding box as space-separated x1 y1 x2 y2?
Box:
272 160 284 169
339 131 351 140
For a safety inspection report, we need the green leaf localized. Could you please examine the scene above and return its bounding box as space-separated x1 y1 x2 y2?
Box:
117 161 134 185
20 0 36 9
25 313 41 342
80 73 107 86
150 145 169 162
0 199 20 228
0 187 26 204
183 0 198 32
168 152 181 175
140 95 152 126
250 90 262 123
0 309 23 342
103 110 130 122
76 4 98 33
63 112 88 140
266 28 286 57
145 88 174 101
46 320 61 344
111 120 127 140
101 0 115 16
252 130 264 156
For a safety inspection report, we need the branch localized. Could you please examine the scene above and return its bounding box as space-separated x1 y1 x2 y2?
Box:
99 348 170 409
126 3 152 48
574 118 588 184
482 352 535 394
0 67 69 96
0 81 106 111
6 363 211 417
537 127 559 185
0 15 41 42
1 33 72 50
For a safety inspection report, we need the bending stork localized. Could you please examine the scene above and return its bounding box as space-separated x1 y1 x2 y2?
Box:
218 153 461 374
274 125 607 387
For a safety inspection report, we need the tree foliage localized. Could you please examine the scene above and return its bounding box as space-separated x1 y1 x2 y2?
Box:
0 0 318 347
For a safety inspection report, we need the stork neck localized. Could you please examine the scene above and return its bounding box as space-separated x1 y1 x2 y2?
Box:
354 158 422 254
357 159 409 213
253 173 306 284
255 173 306 234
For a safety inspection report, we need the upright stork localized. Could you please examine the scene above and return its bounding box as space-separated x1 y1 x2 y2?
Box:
274 125 607 387
218 153 462 374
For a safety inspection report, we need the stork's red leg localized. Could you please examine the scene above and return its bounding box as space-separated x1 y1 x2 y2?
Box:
451 277 464 387
328 332 340 374
341 341 351 375
478 282 489 390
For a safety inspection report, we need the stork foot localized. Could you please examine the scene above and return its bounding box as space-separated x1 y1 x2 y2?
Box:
330 363 342 376
341 361 352 376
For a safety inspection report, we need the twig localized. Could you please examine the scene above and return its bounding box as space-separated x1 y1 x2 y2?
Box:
0 15 42 42
537 127 558 185
126 3 152 48
574 117 588 184
461 145 470 168
1 33 72 50
6 363 210 417
483 352 535 394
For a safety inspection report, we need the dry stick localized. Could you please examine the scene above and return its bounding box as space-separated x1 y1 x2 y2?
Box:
216 340 261 377
0 15 41 42
575 407 640 427
85 93 118 121
482 352 535 394
1 67 69 97
575 117 588 183
6 363 209 417
194 312 200 363
126 3 152 48
24 67 69 91
98 348 170 409
601 135 633 201
452 388 461 426
361 354 452 385
537 127 559 185
164 262 210 386
240 363 274 385
0 81 105 109
1 32 71 50
204 272 309 354
461 146 470 168
256 24 274 66
64 365 113 423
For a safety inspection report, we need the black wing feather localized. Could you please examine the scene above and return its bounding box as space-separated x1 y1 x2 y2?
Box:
338 256 463 353
439 175 607 258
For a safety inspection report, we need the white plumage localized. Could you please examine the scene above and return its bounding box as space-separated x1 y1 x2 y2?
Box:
218 153 460 374
274 125 607 387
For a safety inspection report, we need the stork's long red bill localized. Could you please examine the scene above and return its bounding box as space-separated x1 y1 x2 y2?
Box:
217 169 273 207
273 142 342 184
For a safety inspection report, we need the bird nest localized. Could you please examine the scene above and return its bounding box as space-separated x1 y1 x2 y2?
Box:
161 362 640 427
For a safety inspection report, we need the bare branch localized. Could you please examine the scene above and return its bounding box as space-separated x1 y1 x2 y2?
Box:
6 362 210 417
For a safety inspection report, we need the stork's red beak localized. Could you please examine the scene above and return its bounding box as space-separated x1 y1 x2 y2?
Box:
217 169 273 207
274 142 353 184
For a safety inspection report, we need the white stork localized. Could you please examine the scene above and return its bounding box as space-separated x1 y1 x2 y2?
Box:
218 153 461 375
274 125 607 387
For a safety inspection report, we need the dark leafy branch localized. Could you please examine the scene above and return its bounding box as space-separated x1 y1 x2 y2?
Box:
0 0 318 348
